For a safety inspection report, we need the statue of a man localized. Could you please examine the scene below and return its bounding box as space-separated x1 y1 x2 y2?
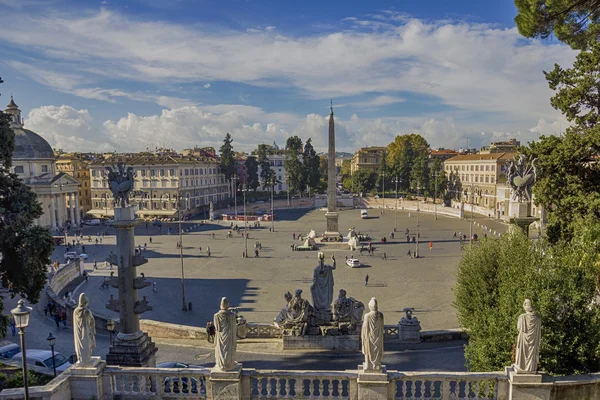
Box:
333 289 364 325
515 299 541 373
73 293 96 365
310 253 336 311
214 297 238 371
361 297 384 372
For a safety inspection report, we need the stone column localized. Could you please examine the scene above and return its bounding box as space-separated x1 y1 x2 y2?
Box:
209 365 242 400
324 104 340 239
56 194 64 227
69 193 76 224
75 193 81 225
357 369 391 400
106 205 157 367
50 195 57 230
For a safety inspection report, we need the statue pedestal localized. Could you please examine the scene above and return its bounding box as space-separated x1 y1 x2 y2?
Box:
209 364 242 400
282 334 359 351
509 201 530 219
506 366 545 400
324 212 341 239
106 331 157 367
357 367 390 400
70 357 106 400
398 320 421 343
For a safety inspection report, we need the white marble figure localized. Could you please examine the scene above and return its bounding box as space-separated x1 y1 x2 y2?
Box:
515 299 541 373
310 252 336 311
347 228 359 251
214 297 238 371
73 293 96 365
361 297 384 372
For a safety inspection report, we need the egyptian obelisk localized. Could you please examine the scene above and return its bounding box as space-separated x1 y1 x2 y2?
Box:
324 101 340 239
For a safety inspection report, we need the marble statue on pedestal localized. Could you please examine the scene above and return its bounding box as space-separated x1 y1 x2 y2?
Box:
347 228 359 251
333 289 364 326
361 298 384 372
73 293 96 365
275 290 313 336
214 297 238 371
515 299 541 373
311 252 336 312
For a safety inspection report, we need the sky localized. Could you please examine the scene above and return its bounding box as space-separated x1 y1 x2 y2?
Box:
0 0 577 154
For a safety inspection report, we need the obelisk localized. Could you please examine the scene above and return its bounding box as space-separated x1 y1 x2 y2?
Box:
324 102 340 239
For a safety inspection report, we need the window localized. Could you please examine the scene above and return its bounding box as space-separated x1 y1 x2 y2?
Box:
143 181 149 188
491 165 495 172
93 181 99 188
160 169 165 176
185 169 189 176
170 169 175 176
141 170 146 177
14 166 24 173
151 169 156 177
475 165 478 171
485 165 489 171
195 169 199 175
41 165 49 173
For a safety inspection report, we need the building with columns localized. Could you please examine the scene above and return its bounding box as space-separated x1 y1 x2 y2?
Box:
56 153 93 218
6 97 80 230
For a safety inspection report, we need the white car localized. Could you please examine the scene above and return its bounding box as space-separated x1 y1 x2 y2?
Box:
346 258 360 268
64 252 88 261
12 349 72 374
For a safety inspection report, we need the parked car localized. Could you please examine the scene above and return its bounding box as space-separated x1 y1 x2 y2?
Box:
82 219 101 226
346 258 361 268
12 349 72 374
360 210 368 219
0 341 20 360
64 252 88 261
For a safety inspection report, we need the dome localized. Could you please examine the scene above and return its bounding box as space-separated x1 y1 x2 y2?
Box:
12 128 55 160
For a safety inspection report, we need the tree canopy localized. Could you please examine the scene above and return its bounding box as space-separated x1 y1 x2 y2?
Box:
219 133 236 183
0 99 54 335
386 134 430 192
244 156 260 194
257 144 275 189
514 0 600 50
302 138 321 194
284 136 305 195
350 168 378 194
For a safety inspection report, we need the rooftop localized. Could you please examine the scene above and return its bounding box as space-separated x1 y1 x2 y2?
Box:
444 152 517 162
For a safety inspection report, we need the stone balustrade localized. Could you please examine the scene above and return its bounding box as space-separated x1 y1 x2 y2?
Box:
389 371 508 400
245 323 283 338
246 369 356 399
49 258 81 295
383 325 399 339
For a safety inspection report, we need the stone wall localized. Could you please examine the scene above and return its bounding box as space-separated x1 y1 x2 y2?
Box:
358 197 462 219
140 319 207 340
49 259 81 295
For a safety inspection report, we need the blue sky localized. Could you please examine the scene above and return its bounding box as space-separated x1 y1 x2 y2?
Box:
0 0 576 153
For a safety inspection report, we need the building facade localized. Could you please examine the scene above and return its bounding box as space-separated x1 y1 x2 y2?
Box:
88 154 230 218
6 97 80 230
255 151 289 194
56 153 93 218
443 152 517 215
350 146 387 175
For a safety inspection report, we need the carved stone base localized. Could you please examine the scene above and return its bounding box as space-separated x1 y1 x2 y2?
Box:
70 357 106 400
398 321 421 343
357 368 390 400
106 331 157 367
313 309 333 325
209 364 242 400
508 201 530 219
324 212 340 238
282 334 359 351
506 366 545 400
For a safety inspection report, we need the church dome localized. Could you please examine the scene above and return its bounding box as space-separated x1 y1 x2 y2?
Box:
12 128 55 160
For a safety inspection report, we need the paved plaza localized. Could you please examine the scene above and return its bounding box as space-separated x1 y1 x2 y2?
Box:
68 207 507 332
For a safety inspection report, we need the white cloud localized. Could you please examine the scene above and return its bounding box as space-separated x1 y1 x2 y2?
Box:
349 95 405 109
203 83 211 89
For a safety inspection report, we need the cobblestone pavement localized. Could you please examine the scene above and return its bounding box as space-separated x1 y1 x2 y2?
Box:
4 206 503 371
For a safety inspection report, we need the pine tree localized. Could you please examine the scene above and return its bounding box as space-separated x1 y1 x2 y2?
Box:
219 133 236 183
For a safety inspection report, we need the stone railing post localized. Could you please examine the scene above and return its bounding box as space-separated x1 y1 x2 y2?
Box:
209 364 243 400
69 357 106 400
357 368 390 400
506 366 550 400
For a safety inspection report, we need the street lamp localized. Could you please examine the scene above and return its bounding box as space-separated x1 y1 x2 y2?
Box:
270 176 276 232
381 170 385 213
106 319 115 345
11 299 32 400
232 174 238 219
415 184 420 258
46 333 56 377
243 183 248 257
392 177 400 232
177 184 187 312
433 171 439 220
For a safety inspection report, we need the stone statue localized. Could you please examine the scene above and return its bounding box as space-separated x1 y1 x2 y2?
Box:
214 297 238 371
333 289 364 326
515 299 541 373
347 228 359 251
73 293 96 365
105 162 135 208
506 155 537 202
310 252 336 312
275 290 313 336
361 297 384 372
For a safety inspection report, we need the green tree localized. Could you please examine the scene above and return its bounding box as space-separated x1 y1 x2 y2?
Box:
351 169 378 194
340 159 351 179
447 170 463 201
219 133 236 183
410 153 430 197
0 95 54 331
257 144 275 189
284 136 304 195
245 156 260 197
319 155 328 182
386 134 430 192
544 41 600 128
428 158 448 201
302 138 321 195
455 218 600 375
376 151 390 194
514 0 600 50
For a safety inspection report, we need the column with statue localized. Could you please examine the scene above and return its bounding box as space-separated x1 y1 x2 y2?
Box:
104 163 157 367
506 155 539 236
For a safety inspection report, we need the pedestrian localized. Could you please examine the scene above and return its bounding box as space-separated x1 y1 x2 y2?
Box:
54 312 60 329
255 248 259 257
95 238 98 245
9 317 16 336
407 249 412 257
61 310 67 327
364 275 369 286
138 244 142 252
149 237 153 243
406 235 410 243
453 232 457 238
44 305 48 316
144 243 147 251
293 233 296 240
99 237 102 243
84 271 89 282
382 252 387 260
429 241 433 250
212 232 215 239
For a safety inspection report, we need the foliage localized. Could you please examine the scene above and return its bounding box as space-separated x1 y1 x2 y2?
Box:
455 218 600 375
0 110 54 307
257 144 275 189
319 156 329 183
522 126 600 243
544 41 600 128
350 168 378 194
386 134 430 192
302 138 321 194
447 170 463 201
514 0 600 50
244 156 260 194
218 133 236 183
376 151 390 193
284 136 305 195
0 369 53 389
428 158 448 200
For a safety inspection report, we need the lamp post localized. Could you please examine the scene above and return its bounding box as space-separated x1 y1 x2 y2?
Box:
270 177 275 232
178 184 187 311
11 299 32 400
392 177 400 232
381 170 385 213
415 184 420 258
433 171 439 220
232 174 238 219
469 184 475 247
106 319 115 345
243 183 248 257
46 333 56 377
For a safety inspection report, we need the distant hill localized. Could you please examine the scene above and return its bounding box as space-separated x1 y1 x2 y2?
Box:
317 151 354 158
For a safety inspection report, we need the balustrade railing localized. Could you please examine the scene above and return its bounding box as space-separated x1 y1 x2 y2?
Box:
389 372 508 400
384 325 399 338
247 370 356 400
246 323 283 338
105 366 210 398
